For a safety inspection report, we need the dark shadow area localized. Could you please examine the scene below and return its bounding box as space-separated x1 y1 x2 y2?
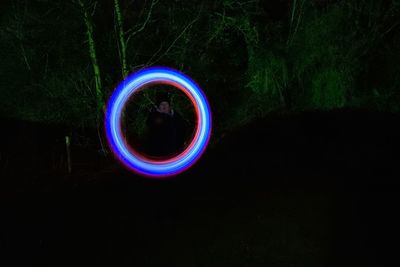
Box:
123 86 196 159
1 109 400 266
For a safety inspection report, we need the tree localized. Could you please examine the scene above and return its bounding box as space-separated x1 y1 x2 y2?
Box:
76 0 104 113
76 0 106 153
113 0 158 78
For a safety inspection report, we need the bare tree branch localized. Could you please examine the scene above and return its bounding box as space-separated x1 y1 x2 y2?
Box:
144 42 163 66
126 0 158 46
148 13 201 65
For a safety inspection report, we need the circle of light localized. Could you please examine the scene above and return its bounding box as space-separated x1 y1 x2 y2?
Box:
105 67 212 178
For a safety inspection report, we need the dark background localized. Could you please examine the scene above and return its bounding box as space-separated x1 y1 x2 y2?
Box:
1 0 400 266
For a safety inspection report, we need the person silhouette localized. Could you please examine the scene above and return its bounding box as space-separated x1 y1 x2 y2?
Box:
144 91 188 158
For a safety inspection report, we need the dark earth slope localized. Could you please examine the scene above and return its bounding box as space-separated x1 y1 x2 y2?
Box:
1 109 400 266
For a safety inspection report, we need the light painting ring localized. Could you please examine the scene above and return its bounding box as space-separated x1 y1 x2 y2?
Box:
105 67 212 178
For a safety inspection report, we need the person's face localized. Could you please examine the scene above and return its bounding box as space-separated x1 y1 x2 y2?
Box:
158 101 171 114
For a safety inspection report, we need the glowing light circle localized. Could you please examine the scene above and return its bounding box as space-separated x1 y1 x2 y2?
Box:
105 67 212 178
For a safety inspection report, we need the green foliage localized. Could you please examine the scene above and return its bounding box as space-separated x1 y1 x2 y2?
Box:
1 0 400 140
289 2 356 109
33 70 98 127
247 51 288 105
244 0 388 111
309 68 348 109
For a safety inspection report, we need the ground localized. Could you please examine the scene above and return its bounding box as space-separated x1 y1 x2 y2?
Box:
1 109 400 266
